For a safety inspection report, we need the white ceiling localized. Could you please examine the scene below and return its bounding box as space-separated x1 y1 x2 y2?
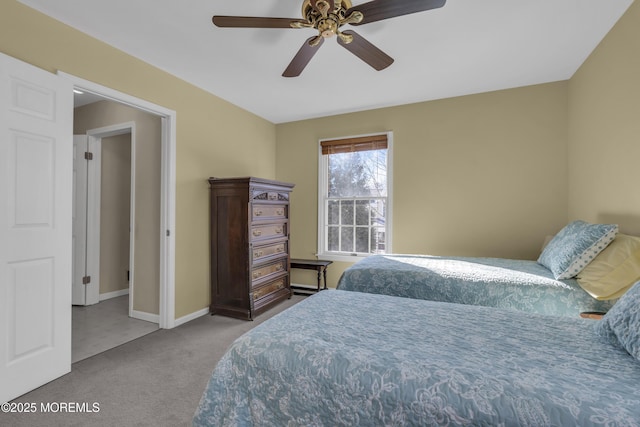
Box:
19 0 634 124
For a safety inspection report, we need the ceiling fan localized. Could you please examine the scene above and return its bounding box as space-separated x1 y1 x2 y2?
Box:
212 0 446 77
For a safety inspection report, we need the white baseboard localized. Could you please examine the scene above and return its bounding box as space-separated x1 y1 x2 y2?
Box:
291 282 334 291
131 309 160 324
290 282 317 290
99 288 129 301
174 307 210 327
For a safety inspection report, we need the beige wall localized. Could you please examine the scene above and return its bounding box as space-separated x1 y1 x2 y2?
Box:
75 100 161 314
1 0 277 319
568 1 640 236
98 133 132 296
277 82 570 287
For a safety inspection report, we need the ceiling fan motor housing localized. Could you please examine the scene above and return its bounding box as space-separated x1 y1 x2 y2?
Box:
301 0 353 18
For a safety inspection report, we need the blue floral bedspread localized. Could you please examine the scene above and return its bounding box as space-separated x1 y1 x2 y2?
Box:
336 254 613 317
193 291 640 426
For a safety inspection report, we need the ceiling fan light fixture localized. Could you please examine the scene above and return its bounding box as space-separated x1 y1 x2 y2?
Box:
318 18 338 38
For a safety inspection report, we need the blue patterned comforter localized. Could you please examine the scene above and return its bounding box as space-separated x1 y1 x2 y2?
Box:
336 254 613 317
193 291 640 426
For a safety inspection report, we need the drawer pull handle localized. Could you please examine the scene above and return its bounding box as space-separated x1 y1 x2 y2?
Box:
276 246 283 253
254 250 264 258
253 271 262 278
254 210 262 216
275 227 283 234
253 230 262 237
276 209 284 216
275 265 283 271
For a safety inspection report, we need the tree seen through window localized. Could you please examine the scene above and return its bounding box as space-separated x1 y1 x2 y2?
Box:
325 147 388 254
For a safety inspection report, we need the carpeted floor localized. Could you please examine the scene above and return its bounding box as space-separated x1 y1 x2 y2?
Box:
2 295 305 427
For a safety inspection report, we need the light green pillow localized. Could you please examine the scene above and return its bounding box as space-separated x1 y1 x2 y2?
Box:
538 220 618 279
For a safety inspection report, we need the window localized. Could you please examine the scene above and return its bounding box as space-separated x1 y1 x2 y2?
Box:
318 132 392 261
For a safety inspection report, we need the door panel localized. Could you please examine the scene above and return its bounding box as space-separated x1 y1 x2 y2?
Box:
8 258 54 359
0 52 73 403
9 131 54 227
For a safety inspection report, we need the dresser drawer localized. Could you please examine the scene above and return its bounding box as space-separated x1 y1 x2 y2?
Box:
251 258 287 285
252 204 288 221
252 276 287 302
252 241 288 263
250 223 287 241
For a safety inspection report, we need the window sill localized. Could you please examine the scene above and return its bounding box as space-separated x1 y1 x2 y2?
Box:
316 253 372 263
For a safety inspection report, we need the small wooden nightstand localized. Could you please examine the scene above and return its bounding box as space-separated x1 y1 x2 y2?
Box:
580 312 606 320
290 259 333 293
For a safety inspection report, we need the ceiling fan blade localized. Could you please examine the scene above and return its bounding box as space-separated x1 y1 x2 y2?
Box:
283 36 325 77
212 16 301 28
337 30 393 71
347 0 446 26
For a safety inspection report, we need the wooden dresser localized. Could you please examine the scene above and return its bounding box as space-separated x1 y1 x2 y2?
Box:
208 177 295 320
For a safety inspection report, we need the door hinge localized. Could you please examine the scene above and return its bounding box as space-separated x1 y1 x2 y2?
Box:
84 151 93 160
82 275 91 285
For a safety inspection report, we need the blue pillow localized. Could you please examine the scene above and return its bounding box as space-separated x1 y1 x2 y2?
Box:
593 281 640 360
537 220 618 279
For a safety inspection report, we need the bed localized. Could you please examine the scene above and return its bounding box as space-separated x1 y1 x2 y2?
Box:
336 222 640 317
336 254 614 317
193 286 640 426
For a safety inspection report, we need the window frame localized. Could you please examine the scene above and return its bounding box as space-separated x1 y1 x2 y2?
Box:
317 132 393 263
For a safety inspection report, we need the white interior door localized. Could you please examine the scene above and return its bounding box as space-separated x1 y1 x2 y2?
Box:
72 135 88 305
0 53 73 403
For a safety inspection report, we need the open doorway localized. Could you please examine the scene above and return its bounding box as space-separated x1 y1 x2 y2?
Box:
73 126 135 307
64 72 177 362
72 104 162 362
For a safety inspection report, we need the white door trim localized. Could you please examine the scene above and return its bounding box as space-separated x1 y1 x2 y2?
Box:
72 135 88 305
58 72 176 329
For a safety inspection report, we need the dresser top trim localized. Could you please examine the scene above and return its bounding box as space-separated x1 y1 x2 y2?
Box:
209 176 295 190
